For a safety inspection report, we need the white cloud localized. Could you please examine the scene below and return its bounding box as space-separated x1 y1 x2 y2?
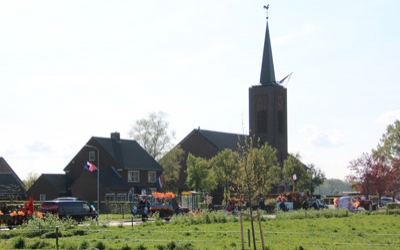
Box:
373 110 400 125
299 125 349 148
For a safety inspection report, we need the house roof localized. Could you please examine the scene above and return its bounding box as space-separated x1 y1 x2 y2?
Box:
93 136 164 171
40 174 74 194
182 128 247 151
0 173 26 195
0 157 26 193
95 167 131 190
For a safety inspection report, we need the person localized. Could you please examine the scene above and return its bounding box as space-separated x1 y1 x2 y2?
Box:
302 200 309 210
259 198 265 210
1 204 9 214
225 202 231 212
132 205 137 215
279 201 288 212
196 208 201 215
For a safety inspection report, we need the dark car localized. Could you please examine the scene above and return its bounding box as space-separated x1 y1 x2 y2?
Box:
40 200 98 222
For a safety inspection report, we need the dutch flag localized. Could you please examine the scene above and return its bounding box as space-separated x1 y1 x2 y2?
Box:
157 175 163 189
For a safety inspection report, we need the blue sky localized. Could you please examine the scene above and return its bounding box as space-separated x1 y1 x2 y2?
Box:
1 1 400 182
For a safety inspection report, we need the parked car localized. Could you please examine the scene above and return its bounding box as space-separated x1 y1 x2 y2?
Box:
380 197 400 207
338 196 378 212
40 199 98 222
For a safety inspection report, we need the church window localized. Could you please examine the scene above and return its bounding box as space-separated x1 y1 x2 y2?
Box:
278 111 284 133
257 110 267 133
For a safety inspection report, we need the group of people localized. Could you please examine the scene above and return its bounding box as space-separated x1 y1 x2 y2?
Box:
224 200 238 214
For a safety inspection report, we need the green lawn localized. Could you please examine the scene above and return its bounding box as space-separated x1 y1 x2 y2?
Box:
2 209 400 249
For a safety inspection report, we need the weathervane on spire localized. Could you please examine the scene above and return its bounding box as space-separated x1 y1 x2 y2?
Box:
263 4 269 20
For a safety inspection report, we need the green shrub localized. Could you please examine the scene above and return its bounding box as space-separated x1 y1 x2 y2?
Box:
30 240 51 249
79 240 90 249
95 241 106 250
13 237 25 249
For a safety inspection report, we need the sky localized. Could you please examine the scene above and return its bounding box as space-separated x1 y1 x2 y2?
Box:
1 0 400 182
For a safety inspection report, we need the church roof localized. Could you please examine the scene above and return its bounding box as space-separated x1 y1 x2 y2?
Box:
190 129 247 151
259 20 277 86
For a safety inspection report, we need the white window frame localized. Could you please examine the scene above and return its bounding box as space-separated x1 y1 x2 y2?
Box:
148 171 156 183
128 171 139 183
117 193 126 202
39 194 46 201
89 151 96 161
105 193 115 202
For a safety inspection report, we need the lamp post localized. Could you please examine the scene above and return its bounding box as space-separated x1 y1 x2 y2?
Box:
85 144 100 216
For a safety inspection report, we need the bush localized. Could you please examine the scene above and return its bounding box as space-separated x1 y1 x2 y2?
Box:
95 241 106 250
13 237 25 249
30 240 51 249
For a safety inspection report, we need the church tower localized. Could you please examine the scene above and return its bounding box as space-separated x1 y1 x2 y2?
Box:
249 12 288 165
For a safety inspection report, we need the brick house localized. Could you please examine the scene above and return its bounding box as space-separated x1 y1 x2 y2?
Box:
27 132 163 204
0 157 26 200
176 128 246 205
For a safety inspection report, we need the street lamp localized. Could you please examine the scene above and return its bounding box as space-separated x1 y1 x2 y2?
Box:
85 144 100 216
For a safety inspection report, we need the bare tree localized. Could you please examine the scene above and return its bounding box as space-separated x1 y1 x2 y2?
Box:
128 111 175 161
23 172 40 190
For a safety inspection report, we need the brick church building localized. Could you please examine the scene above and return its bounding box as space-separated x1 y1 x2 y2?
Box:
175 14 290 204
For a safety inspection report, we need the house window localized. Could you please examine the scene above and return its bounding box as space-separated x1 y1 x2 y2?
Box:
39 194 46 201
117 193 126 201
105 193 115 201
149 188 157 193
89 151 96 161
128 171 139 183
148 171 156 183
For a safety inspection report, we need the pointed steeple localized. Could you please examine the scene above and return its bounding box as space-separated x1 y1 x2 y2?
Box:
259 20 276 85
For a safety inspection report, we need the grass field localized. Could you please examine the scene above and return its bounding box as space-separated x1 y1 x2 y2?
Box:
2 208 400 249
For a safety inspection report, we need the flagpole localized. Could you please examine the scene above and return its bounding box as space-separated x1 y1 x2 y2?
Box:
85 144 100 216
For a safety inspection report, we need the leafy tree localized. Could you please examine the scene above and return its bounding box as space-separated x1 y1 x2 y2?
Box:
210 149 239 203
158 145 185 192
185 153 217 192
282 153 307 191
373 120 400 198
373 120 400 161
128 111 175 161
234 136 281 250
307 164 326 196
369 159 396 205
319 179 351 195
347 152 375 198
23 172 40 190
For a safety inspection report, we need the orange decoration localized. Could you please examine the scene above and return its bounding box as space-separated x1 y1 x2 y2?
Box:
152 192 175 199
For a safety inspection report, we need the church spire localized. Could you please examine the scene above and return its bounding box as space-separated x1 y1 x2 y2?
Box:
259 5 276 85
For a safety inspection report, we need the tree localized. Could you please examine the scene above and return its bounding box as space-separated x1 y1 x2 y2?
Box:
321 179 351 195
282 153 308 191
158 145 185 192
210 149 239 203
185 153 217 192
23 172 40 190
128 111 175 161
373 120 400 161
234 136 281 250
307 164 326 196
347 152 375 198
373 120 400 197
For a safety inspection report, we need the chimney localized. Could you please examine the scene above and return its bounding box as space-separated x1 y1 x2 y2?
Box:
111 132 120 141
